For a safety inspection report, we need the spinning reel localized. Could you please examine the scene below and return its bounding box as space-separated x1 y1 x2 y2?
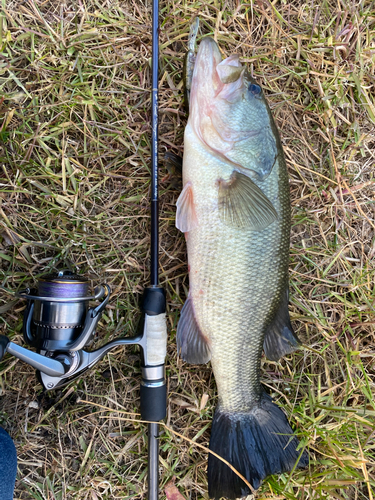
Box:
0 271 167 420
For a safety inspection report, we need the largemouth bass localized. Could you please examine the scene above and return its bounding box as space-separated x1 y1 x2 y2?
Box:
176 37 308 498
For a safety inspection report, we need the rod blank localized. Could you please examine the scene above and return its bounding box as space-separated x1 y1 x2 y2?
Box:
150 0 159 287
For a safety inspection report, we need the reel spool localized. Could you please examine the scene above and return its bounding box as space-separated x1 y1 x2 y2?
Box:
20 271 109 353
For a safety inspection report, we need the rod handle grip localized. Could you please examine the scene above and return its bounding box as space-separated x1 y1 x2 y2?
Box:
142 286 166 315
140 383 167 422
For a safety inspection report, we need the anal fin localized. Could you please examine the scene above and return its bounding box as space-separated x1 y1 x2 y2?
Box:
263 288 302 362
177 296 211 364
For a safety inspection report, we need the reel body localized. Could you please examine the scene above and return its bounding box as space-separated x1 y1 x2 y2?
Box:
1 271 111 390
0 270 167 422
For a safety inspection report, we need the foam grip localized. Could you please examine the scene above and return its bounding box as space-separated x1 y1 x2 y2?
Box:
140 383 167 422
142 286 166 316
0 335 9 361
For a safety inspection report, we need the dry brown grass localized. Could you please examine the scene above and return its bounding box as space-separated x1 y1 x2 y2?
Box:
0 0 374 499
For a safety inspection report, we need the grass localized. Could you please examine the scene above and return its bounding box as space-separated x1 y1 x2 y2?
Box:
0 0 374 498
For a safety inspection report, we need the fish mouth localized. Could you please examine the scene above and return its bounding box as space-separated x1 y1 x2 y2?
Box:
189 38 226 149
189 38 248 157
193 37 223 90
191 37 245 104
190 38 259 166
190 38 223 115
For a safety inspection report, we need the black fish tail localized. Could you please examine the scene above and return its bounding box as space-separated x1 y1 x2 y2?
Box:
208 392 308 499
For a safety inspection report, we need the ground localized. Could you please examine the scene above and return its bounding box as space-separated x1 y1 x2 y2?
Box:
0 0 374 499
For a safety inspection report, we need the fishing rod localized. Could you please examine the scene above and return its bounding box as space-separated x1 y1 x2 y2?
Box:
0 3 167 498
143 0 168 497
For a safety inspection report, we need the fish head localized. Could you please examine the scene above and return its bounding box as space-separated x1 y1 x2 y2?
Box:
190 37 278 180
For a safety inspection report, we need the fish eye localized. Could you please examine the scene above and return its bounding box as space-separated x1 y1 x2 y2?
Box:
248 83 262 96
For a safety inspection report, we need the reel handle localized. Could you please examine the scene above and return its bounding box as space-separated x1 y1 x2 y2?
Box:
0 334 67 376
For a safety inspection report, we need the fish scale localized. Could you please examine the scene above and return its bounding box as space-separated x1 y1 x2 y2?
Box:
176 36 308 498
184 122 290 412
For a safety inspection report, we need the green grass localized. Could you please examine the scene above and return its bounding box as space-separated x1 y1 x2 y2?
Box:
0 0 374 499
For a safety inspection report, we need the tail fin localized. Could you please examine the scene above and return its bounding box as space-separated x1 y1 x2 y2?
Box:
208 392 308 499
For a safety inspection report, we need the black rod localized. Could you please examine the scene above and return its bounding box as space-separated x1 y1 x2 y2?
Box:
148 0 161 499
150 0 159 287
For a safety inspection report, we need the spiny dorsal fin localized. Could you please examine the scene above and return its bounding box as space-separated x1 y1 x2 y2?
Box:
263 287 302 361
177 296 211 364
176 182 198 233
218 171 278 230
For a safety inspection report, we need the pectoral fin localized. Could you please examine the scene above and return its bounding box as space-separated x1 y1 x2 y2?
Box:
177 296 211 364
218 171 278 230
263 288 302 361
176 182 198 233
